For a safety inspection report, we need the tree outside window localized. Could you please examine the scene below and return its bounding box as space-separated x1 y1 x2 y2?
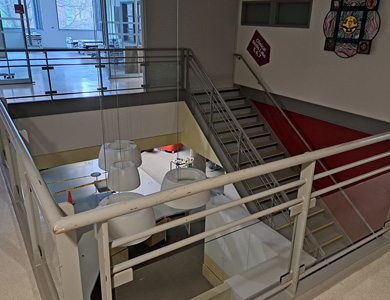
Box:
56 0 95 30
0 0 38 29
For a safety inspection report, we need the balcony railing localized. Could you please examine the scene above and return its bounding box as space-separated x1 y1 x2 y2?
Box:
1 48 390 300
0 48 183 102
0 89 389 299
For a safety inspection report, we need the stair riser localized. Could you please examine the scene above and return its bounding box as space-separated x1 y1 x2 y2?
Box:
212 115 259 125
218 89 241 98
204 107 253 118
217 125 266 140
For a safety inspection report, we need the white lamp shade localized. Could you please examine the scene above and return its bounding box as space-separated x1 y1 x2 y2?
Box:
160 168 210 209
98 192 156 246
107 160 140 192
98 140 142 171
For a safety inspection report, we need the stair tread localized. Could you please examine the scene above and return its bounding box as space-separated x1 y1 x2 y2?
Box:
222 131 271 144
239 151 285 167
257 187 299 204
213 112 258 123
228 141 278 155
204 104 252 114
216 122 264 134
249 173 300 191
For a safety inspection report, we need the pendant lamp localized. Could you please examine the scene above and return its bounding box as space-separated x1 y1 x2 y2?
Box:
160 168 210 209
98 140 142 171
108 160 140 192
98 192 155 246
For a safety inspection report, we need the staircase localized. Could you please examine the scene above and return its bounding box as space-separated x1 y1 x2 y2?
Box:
187 86 351 259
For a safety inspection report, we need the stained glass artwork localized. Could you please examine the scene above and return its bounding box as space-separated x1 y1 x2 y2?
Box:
323 0 381 58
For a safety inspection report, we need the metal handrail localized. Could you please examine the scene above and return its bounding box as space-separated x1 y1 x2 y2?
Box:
233 53 376 235
51 131 390 233
0 47 185 101
1 83 389 299
0 101 62 229
188 50 322 253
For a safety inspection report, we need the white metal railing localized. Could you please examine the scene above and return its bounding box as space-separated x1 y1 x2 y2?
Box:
233 53 377 236
1 97 389 300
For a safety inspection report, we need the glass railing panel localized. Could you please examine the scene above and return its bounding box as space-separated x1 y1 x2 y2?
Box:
142 49 183 90
2 64 52 102
322 171 390 243
0 50 31 85
31 192 63 297
113 202 299 300
43 50 101 99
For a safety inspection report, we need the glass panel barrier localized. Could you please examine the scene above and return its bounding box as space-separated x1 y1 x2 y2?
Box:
113 204 299 300
143 49 183 90
44 50 100 99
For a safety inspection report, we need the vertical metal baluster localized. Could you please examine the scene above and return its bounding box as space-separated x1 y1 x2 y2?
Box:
286 160 316 296
97 221 113 300
44 51 54 101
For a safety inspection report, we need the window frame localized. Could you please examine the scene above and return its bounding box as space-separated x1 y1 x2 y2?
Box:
241 0 313 29
0 0 43 30
55 0 101 31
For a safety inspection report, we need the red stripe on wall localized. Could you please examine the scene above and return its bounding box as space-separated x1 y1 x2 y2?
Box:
253 102 390 192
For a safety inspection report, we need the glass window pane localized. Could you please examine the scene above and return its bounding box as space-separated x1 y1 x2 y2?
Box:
241 2 271 26
56 0 95 30
0 0 37 29
276 2 311 27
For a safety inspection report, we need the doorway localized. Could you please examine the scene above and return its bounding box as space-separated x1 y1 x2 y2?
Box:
104 0 143 79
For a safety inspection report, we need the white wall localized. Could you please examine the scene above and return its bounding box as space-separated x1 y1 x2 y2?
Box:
234 0 390 122
13 102 184 156
144 0 239 88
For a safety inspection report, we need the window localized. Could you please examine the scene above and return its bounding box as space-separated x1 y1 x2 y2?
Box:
56 0 100 30
0 0 42 29
241 2 271 26
241 1 312 28
276 2 312 26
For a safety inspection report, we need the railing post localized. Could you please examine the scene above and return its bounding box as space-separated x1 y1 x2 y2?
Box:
97 221 113 300
55 229 84 300
0 127 19 200
43 51 55 101
236 131 243 169
286 160 316 296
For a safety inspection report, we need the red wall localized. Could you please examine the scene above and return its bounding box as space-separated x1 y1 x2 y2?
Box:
253 102 390 192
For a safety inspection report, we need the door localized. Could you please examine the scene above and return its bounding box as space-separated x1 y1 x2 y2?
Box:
104 0 143 79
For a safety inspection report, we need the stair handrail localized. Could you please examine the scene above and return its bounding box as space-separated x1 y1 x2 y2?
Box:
188 50 285 196
234 53 374 237
187 50 324 255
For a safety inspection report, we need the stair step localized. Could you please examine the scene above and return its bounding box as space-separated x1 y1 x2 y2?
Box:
198 96 246 106
309 235 344 253
213 113 258 123
193 87 240 96
204 104 252 115
239 152 285 167
311 222 334 234
257 187 299 204
223 132 271 145
216 123 264 134
274 208 327 231
228 142 278 155
263 152 285 161
223 96 246 102
249 173 300 192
